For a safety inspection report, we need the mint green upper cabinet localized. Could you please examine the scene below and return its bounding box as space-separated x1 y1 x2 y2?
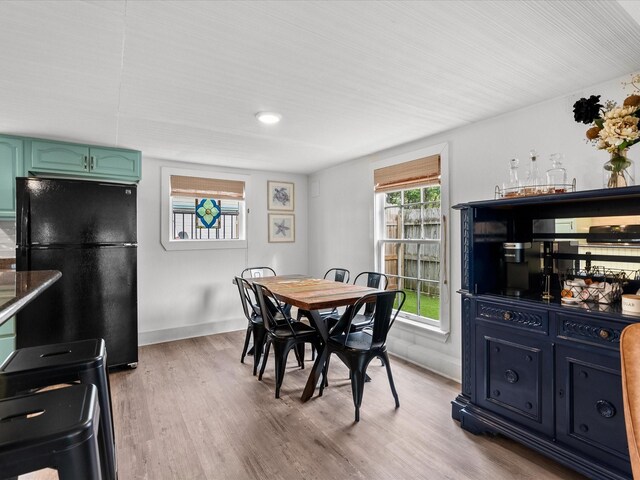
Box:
27 138 141 182
90 147 141 180
0 136 24 218
31 140 89 174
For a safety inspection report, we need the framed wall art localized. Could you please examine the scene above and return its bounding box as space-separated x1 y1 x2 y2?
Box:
267 181 294 211
268 213 295 243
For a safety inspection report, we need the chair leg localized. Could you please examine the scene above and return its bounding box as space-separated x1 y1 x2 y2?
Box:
56 434 102 480
252 327 267 376
382 352 400 409
296 343 305 369
273 342 291 399
259 340 271 381
350 367 367 422
241 324 252 364
292 344 303 368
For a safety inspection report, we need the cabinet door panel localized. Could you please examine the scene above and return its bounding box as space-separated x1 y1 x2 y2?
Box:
0 137 23 218
31 141 88 173
556 344 631 475
476 325 554 436
90 147 140 180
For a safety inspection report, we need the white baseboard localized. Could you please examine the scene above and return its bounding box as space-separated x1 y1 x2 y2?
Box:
138 318 246 346
386 336 461 383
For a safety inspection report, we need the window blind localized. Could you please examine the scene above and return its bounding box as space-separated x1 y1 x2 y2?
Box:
374 154 440 192
170 175 245 200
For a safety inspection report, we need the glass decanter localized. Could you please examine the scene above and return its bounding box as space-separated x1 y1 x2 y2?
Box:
525 149 544 194
546 153 567 193
503 158 521 197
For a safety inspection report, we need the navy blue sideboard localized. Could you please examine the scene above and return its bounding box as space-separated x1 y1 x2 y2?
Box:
452 186 640 480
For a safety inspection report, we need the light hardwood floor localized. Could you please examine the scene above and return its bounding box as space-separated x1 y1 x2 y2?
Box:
22 330 586 479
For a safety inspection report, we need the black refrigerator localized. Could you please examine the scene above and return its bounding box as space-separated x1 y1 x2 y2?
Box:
15 177 138 368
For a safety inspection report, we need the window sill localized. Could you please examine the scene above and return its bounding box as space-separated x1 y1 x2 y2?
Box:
161 239 247 251
393 315 450 343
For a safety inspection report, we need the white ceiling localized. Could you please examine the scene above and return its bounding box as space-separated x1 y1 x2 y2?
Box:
1 0 640 174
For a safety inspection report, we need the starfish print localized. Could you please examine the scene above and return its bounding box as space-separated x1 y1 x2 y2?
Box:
274 219 290 236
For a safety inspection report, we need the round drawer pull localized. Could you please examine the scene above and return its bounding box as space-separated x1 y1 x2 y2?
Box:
596 400 616 418
504 369 519 384
599 329 610 340
503 311 513 321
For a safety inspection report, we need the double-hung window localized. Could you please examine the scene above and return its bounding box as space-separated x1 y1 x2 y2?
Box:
374 152 447 330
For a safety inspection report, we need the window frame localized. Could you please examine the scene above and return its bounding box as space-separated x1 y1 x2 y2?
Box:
380 186 442 327
161 167 249 251
373 142 450 340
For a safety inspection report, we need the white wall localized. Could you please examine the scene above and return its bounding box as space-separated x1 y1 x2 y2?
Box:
308 73 635 382
137 157 308 345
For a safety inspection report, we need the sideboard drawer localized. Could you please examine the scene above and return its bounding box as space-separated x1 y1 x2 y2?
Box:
476 299 548 335
556 313 624 351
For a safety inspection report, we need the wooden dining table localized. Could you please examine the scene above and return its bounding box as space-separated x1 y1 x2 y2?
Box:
250 274 382 402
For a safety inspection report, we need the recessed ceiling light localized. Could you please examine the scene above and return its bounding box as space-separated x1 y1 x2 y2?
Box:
256 111 282 124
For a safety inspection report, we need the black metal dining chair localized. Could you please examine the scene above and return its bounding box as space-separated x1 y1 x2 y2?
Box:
319 289 405 422
326 271 389 333
254 284 323 399
236 277 267 375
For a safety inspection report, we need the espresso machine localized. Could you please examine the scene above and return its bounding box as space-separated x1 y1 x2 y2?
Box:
501 242 543 296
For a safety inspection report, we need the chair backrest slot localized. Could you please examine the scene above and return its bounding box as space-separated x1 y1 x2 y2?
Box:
40 350 72 358
1 409 46 423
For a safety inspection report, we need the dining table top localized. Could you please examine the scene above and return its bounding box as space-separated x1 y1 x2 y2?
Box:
250 274 382 311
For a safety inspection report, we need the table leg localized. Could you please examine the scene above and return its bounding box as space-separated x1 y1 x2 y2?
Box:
301 310 327 402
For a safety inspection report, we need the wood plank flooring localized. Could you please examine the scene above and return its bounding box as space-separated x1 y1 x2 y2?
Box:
21 330 586 479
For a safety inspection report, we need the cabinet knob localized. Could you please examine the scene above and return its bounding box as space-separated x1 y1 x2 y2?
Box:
504 369 519 384
596 400 616 418
503 311 513 321
598 329 610 340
